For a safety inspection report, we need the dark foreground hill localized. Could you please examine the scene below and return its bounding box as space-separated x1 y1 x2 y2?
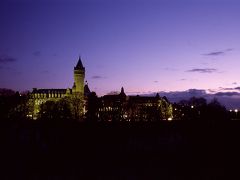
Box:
2 120 240 180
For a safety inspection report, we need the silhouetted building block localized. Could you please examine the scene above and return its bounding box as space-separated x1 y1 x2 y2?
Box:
97 89 173 122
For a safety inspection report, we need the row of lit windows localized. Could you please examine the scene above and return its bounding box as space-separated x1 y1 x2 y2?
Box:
34 93 65 98
98 103 167 111
99 107 119 111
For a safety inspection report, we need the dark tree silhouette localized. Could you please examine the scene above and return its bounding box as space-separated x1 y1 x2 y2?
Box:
86 92 99 122
206 98 229 123
176 97 229 121
38 98 73 122
0 89 33 121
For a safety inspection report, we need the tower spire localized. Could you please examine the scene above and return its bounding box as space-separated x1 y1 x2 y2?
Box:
73 56 85 94
75 56 84 70
121 87 124 94
120 87 126 97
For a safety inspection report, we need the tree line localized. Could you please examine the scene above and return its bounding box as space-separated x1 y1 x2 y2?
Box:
0 88 232 123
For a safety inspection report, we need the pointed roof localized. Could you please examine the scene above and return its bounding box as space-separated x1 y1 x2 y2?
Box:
120 87 124 94
72 82 76 88
75 56 85 70
84 84 91 96
119 87 126 97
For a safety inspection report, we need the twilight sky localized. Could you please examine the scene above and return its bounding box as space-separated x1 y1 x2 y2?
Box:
1 0 240 98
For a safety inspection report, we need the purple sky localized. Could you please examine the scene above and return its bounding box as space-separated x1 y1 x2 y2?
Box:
1 0 240 100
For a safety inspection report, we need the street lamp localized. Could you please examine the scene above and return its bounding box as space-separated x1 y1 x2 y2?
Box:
235 109 238 119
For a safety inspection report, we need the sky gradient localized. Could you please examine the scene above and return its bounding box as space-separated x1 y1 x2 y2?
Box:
1 0 240 100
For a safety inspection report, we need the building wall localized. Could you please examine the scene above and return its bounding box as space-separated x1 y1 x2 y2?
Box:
74 69 85 95
30 59 86 120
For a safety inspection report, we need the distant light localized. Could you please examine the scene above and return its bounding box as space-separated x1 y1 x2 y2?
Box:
235 109 238 113
174 108 177 110
230 109 233 112
168 117 173 121
191 105 194 109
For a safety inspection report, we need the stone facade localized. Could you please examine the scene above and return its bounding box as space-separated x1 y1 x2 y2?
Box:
30 57 90 119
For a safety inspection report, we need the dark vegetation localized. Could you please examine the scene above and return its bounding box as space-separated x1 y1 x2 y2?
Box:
1 88 240 179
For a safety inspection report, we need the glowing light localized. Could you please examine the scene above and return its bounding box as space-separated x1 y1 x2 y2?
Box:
191 105 194 109
230 109 232 112
168 117 173 121
235 109 238 113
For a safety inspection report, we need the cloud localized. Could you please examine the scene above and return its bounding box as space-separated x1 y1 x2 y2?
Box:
142 89 208 101
188 89 206 96
233 82 237 85
208 89 217 93
220 87 233 91
140 88 240 109
215 92 240 97
33 51 41 57
0 66 14 71
164 67 178 71
153 80 158 83
186 68 217 73
91 75 105 79
107 91 120 95
179 78 186 81
219 86 240 91
204 51 224 56
41 70 49 74
0 56 17 64
203 48 233 56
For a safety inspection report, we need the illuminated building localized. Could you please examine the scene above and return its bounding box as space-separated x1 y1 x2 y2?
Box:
30 57 90 119
97 87 173 122
29 57 172 121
